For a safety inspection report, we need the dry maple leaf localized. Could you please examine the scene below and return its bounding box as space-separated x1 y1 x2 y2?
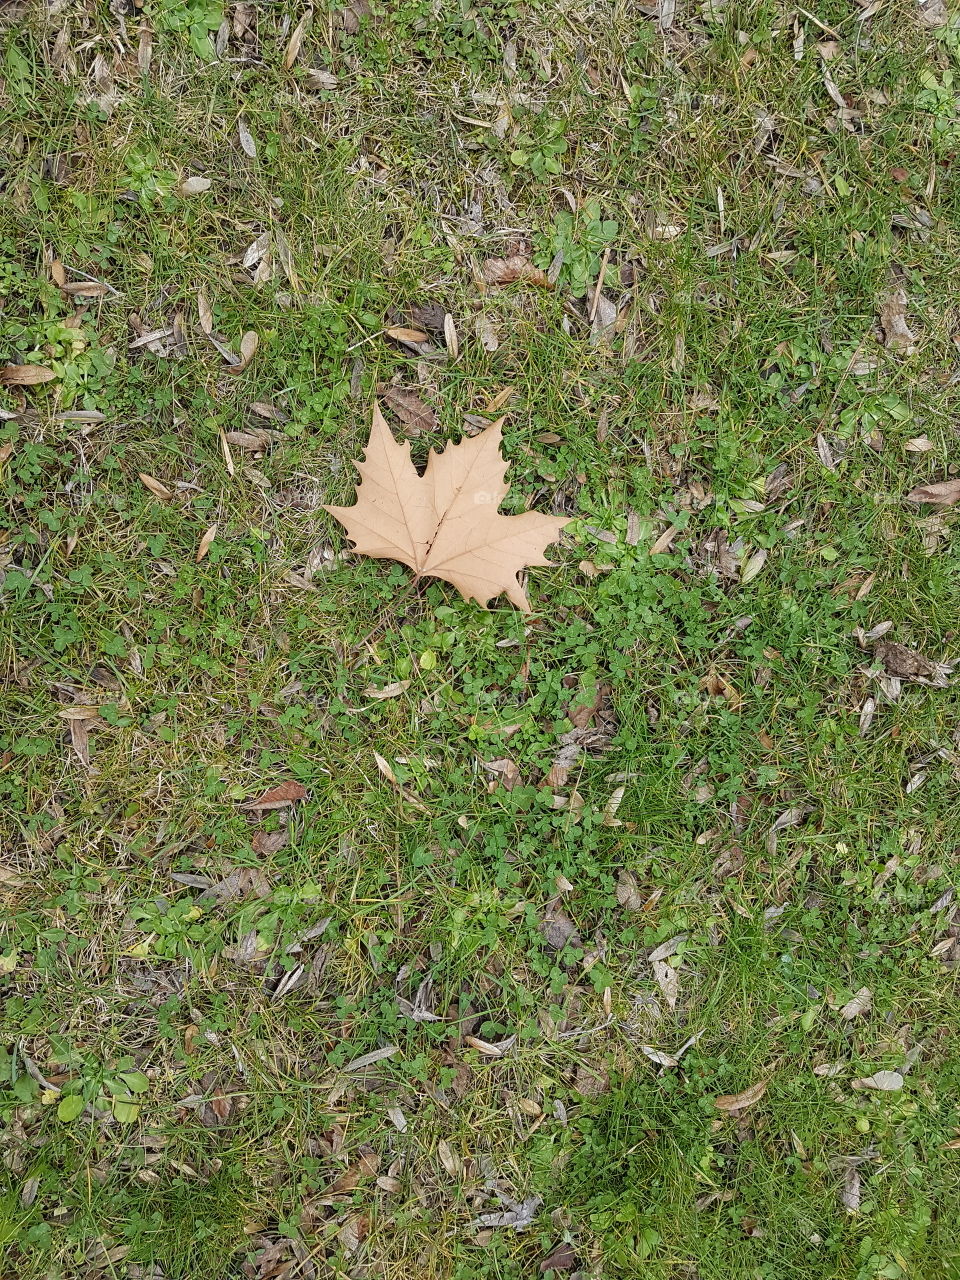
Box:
325 405 570 610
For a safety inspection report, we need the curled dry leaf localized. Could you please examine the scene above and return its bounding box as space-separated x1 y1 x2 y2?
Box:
852 1070 903 1092
651 959 679 1009
252 828 288 855
481 256 552 288
242 780 308 810
196 523 218 563
476 314 500 352
880 287 916 354
61 281 111 297
224 331 259 375
378 385 435 435
138 472 173 501
237 115 257 158
905 477 960 507
325 405 569 610
842 1165 861 1213
197 290 213 335
177 176 212 197
384 325 429 345
840 987 872 1020
363 680 410 699
283 6 312 68
714 1080 768 1113
0 364 57 386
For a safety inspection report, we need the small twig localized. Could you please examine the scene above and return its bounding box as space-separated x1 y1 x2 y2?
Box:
588 246 612 323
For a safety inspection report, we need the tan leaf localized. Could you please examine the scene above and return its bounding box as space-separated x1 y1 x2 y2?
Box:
384 325 429 345
197 290 213 335
0 364 57 386
443 313 459 358
476 314 500 352
852 1070 903 1091
842 1165 861 1213
252 828 288 854
196 523 218 562
50 259 67 286
880 287 916 354
224 331 259 375
138 472 173 501
437 1139 461 1178
485 386 516 412
379 385 435 435
363 680 411 699
714 1080 767 1113
373 752 398 785
242 780 308 810
481 256 552 288
485 758 520 791
177 176 212 197
325 405 569 610
224 430 268 450
840 987 872 1020
60 281 110 297
283 7 312 69
905 435 934 453
237 115 257 158
249 401 288 421
651 959 679 1009
905 477 960 507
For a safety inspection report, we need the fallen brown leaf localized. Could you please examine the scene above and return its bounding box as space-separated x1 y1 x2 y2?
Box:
325 404 569 610
839 987 872 1020
880 287 916 355
0 364 57 386
196 523 218 563
481 256 552 288
363 680 411 700
224 331 259 375
252 828 288 855
539 1243 577 1273
874 640 952 685
138 472 173 501
852 1070 903 1092
283 6 312 68
905 477 960 507
60 281 110 297
242 780 307 810
378 385 436 435
714 1080 768 1113
197 290 213 335
177 176 212 197
485 758 521 791
384 325 430 346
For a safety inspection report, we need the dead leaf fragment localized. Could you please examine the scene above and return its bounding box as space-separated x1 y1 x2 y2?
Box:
224 331 259 375
283 6 312 68
0 364 57 386
651 959 679 1009
378 385 436 435
138 472 173 501
237 116 257 158
197 290 213 335
481 256 552 288
177 176 212 197
539 1243 577 1273
384 326 429 345
842 1165 861 1213
363 680 411 700
325 404 569 610
196 523 218 562
852 1070 903 1092
252 828 288 854
840 987 872 1020
242 780 308 810
905 478 960 507
880 287 916 355
714 1080 768 1113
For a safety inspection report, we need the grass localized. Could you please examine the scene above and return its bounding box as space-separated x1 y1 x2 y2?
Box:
2 0 960 1275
